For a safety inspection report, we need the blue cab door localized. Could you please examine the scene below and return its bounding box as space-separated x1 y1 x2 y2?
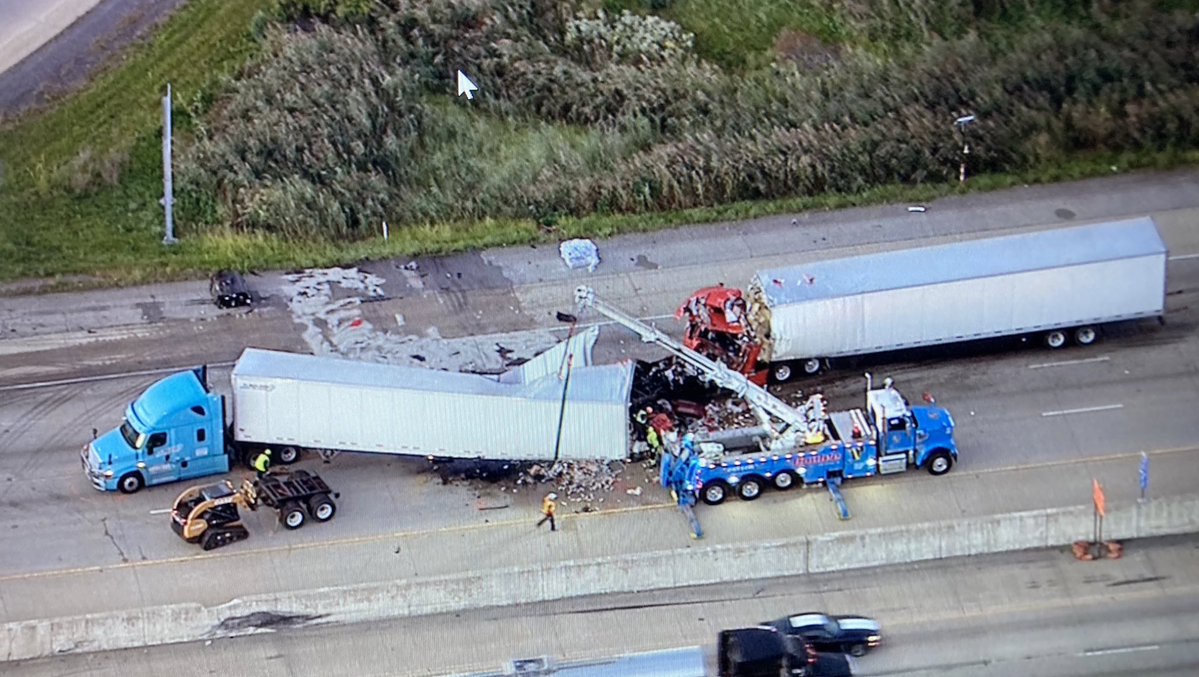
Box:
179 423 229 480
142 431 181 486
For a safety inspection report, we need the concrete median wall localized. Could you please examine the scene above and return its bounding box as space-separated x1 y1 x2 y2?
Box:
6 494 1199 663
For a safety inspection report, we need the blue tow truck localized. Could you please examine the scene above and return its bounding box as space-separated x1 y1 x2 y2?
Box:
573 287 960 534
660 374 958 508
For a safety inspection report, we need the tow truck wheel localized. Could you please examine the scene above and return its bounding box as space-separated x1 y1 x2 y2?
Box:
701 481 730 506
117 472 144 494
848 643 867 657
773 471 796 490
737 476 764 501
1074 326 1098 346
307 494 336 522
1044 330 1067 349
927 451 954 476
278 446 300 465
280 502 307 530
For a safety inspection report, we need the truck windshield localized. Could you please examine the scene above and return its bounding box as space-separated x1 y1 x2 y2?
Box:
118 420 145 449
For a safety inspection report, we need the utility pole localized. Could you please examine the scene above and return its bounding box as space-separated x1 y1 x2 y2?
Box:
162 83 178 245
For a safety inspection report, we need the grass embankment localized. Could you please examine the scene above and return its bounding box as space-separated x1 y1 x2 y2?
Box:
1 0 1197 289
0 0 271 285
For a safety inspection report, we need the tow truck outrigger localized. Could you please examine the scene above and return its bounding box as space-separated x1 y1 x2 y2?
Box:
573 286 961 538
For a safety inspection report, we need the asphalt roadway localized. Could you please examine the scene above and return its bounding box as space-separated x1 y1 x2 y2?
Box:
1 170 1199 666
0 0 186 118
8 536 1199 676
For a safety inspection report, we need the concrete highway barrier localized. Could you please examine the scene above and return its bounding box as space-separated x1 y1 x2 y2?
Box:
5 494 1199 663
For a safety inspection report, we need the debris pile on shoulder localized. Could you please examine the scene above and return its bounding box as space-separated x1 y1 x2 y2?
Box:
513 460 623 504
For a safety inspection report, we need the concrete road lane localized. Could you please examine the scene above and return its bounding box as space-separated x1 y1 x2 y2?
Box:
2 268 1198 578
0 0 101 74
2 170 1198 387
6 536 1198 676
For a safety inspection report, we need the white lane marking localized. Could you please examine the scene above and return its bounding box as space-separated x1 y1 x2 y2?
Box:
1028 356 1111 369
1080 644 1159 657
0 361 237 392
1169 253 1199 261
148 508 172 515
1042 403 1124 417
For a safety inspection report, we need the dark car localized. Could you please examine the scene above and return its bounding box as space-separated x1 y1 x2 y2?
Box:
764 612 882 657
210 270 252 309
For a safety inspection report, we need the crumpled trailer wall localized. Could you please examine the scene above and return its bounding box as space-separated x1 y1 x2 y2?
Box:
750 217 1167 361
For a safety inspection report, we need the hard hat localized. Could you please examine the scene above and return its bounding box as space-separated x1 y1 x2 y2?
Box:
264 448 272 455
547 493 558 500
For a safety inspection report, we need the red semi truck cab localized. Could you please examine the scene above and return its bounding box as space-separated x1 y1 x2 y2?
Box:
677 285 768 385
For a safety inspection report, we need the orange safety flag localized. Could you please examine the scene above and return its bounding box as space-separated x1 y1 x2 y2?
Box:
1092 478 1107 518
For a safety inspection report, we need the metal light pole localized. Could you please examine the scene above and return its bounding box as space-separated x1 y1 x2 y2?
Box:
953 114 976 184
551 311 580 465
162 83 178 245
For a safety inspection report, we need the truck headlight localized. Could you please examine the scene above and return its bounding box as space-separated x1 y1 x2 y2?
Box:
103 470 114 478
867 634 881 644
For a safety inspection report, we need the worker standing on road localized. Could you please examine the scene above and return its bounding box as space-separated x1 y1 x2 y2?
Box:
252 448 272 479
536 492 558 531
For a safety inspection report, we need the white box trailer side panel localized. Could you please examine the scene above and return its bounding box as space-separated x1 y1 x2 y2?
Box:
769 253 1166 359
232 375 631 461
230 349 632 461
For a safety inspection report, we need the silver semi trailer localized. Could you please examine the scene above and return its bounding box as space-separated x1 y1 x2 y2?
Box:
743 217 1167 381
231 343 633 462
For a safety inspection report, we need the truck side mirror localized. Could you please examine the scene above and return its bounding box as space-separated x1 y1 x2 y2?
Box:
92 428 98 439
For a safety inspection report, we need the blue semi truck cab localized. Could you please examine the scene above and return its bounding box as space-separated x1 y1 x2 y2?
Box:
662 379 959 506
81 367 232 493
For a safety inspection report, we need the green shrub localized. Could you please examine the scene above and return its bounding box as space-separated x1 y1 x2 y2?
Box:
178 0 1199 238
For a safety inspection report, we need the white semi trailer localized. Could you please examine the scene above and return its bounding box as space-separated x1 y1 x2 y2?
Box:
681 216 1168 382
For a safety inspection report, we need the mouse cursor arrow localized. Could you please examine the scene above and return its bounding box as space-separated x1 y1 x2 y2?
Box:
457 70 478 100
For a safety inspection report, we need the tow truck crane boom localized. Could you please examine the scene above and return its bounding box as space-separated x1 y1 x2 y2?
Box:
574 286 823 444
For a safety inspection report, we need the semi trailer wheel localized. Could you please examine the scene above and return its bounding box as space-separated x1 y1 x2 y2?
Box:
771 363 794 383
280 502 307 530
1044 330 1068 349
1074 326 1098 345
802 358 822 375
307 494 336 522
277 446 301 464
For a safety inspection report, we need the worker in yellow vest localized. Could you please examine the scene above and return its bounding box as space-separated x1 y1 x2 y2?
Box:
252 448 272 480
